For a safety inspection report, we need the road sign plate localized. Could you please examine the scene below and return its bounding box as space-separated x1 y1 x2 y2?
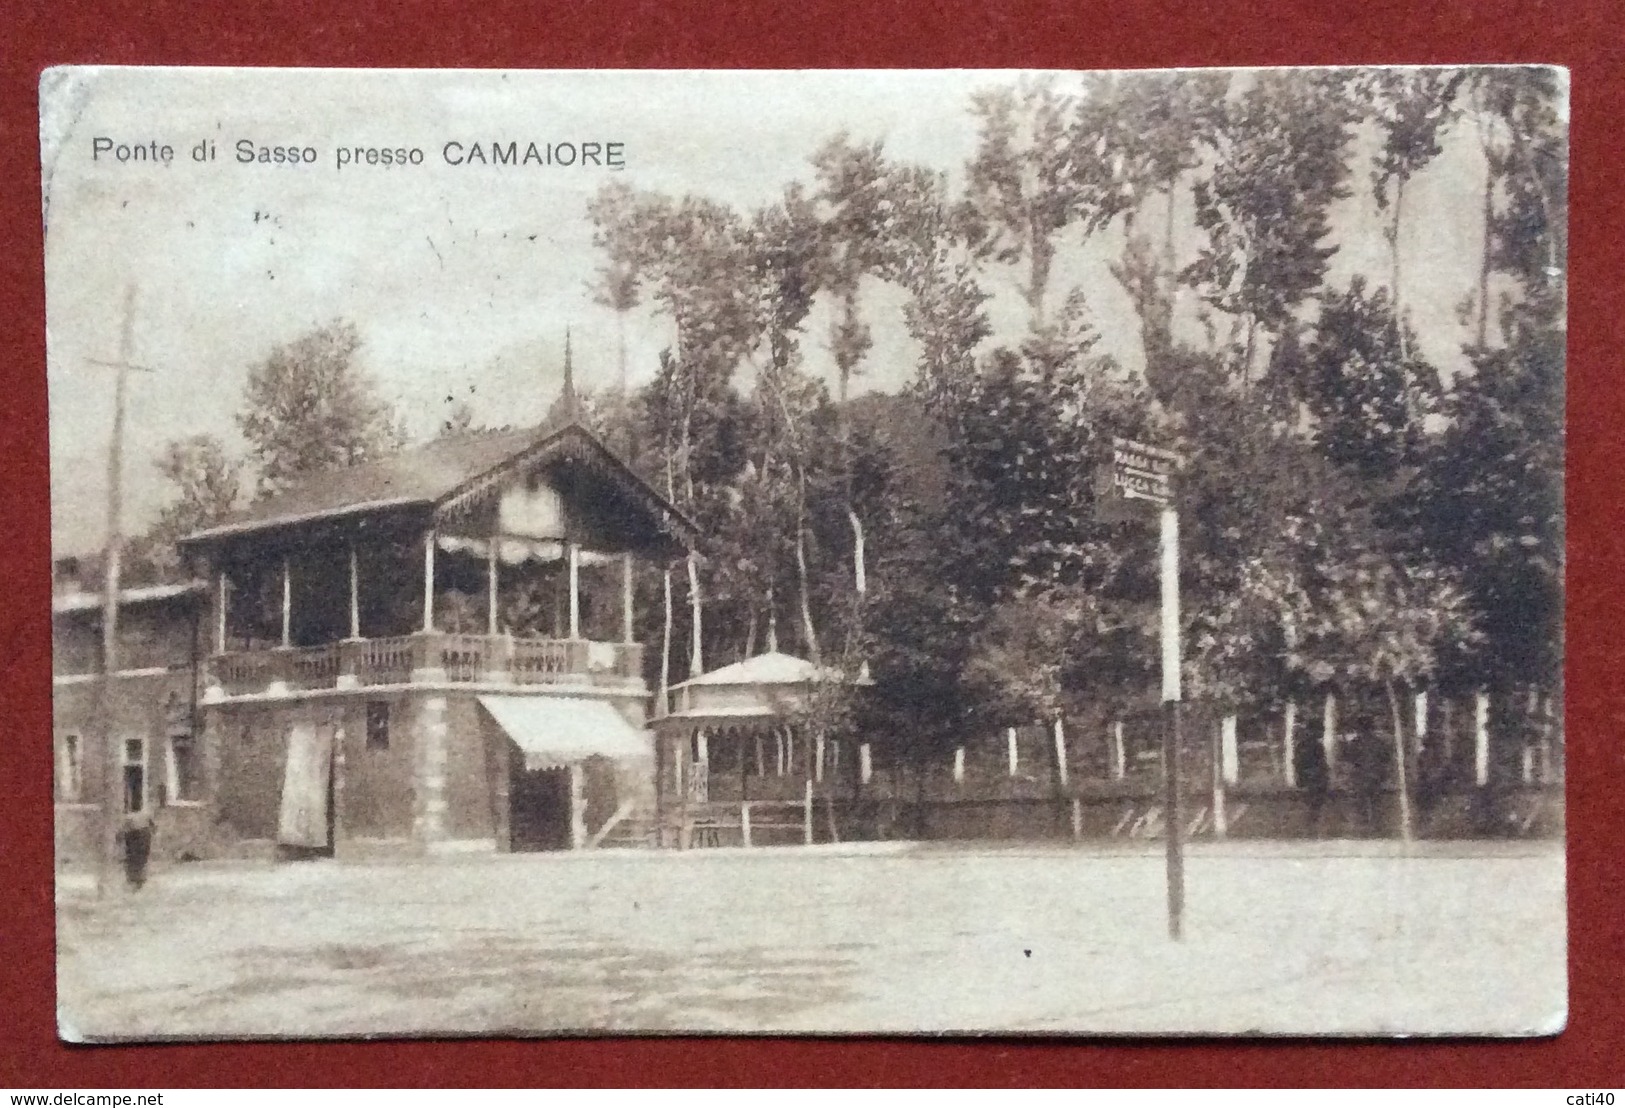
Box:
1103 438 1183 511
1095 464 1155 522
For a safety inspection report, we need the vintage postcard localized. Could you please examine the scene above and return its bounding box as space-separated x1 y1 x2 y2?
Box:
44 65 1566 1039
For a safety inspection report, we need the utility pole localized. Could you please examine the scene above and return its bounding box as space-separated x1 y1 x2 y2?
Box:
89 284 152 896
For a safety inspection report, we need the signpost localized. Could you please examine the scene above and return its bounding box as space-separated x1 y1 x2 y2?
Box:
1099 436 1186 940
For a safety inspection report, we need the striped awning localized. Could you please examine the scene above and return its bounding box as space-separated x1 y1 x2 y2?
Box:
478 694 652 771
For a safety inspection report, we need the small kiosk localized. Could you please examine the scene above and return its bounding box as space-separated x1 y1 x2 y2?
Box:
652 650 866 848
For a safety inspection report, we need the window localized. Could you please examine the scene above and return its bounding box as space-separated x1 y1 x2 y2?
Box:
57 734 82 802
366 701 390 750
165 732 201 803
122 737 147 814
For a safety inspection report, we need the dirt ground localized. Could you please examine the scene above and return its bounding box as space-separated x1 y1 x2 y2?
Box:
56 840 1566 1039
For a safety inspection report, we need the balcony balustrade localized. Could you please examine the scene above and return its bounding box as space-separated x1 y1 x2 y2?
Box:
207 631 645 698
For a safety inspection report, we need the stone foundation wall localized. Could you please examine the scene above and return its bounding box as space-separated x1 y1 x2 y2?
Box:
198 685 654 858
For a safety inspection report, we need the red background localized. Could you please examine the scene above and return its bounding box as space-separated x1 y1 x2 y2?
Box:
2 0 1620 1088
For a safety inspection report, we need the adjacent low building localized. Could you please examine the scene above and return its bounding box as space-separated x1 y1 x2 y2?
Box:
52 566 210 865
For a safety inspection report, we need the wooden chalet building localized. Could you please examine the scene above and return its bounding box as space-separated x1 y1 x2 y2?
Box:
168 400 697 859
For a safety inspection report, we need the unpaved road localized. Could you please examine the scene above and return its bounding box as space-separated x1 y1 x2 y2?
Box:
57 840 1565 1039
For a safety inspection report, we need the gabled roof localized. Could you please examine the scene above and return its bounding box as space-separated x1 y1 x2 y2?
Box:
185 427 539 542
657 651 870 730
668 651 844 690
179 417 698 552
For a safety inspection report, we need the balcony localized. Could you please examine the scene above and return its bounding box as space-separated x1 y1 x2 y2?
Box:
207 632 646 699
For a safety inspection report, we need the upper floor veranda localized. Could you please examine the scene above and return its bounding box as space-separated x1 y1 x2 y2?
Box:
173 414 697 703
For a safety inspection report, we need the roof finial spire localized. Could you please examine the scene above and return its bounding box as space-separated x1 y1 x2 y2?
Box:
548 327 582 426
562 326 578 418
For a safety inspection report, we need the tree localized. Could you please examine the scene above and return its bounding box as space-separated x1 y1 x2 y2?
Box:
1186 70 1360 379
1093 70 1227 382
747 185 831 662
889 165 993 416
1462 67 1567 348
1298 278 1441 481
237 321 404 496
963 78 1127 330
589 182 644 412
589 187 764 679
1428 68 1565 697
875 305 1155 756
811 135 889 404
148 434 242 544
1302 550 1478 840
961 589 1095 734
1190 451 1479 841
1424 295 1563 692
137 433 244 578
1368 69 1465 344
812 137 901 616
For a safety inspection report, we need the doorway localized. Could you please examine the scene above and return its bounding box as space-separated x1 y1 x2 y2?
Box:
122 737 146 814
509 764 574 851
276 721 336 859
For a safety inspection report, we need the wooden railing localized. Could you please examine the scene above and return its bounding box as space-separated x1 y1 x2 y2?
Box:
671 793 815 849
288 643 340 686
213 649 280 692
208 632 646 696
437 632 489 683
509 637 577 684
356 635 416 686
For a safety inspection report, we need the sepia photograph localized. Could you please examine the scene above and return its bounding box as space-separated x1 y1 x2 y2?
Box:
44 65 1566 1039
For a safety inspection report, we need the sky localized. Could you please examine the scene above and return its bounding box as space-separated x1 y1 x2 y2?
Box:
43 66 1502 555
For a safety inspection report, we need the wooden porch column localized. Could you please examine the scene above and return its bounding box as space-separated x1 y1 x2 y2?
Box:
487 535 500 637
280 556 292 648
347 542 361 640
677 728 691 850
568 764 586 849
214 570 228 654
621 553 635 644
421 529 436 633
568 541 581 640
